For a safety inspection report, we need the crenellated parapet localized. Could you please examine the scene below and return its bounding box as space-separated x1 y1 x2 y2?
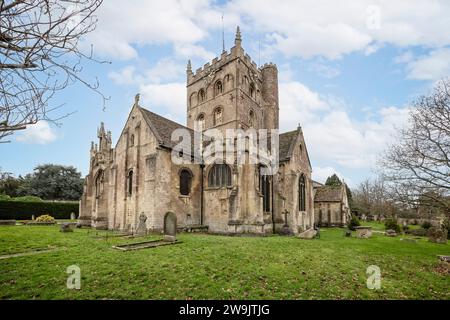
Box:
259 62 278 71
187 26 260 86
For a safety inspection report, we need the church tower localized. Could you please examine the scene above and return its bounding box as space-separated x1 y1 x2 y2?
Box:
186 27 279 133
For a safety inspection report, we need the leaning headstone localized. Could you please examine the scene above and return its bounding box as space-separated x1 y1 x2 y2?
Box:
70 212 76 220
163 212 177 242
298 228 317 239
136 214 147 236
60 222 74 233
355 226 372 238
385 229 397 237
427 227 448 244
344 230 352 237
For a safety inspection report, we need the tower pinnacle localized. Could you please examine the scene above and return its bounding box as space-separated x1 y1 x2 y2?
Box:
235 26 242 47
187 60 192 74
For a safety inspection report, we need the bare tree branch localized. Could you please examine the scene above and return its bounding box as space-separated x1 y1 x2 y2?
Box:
0 0 108 142
378 78 450 217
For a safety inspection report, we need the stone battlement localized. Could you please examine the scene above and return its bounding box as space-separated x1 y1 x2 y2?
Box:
259 62 277 70
189 46 260 84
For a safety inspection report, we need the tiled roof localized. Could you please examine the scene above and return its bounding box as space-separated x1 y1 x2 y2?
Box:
314 185 343 202
139 107 195 150
312 180 324 188
279 130 298 161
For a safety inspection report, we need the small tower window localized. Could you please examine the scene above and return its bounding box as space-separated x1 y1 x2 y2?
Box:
243 76 248 87
179 169 192 196
190 92 197 107
249 83 256 98
198 89 206 103
196 114 205 131
213 107 223 126
215 80 223 96
130 134 135 147
127 170 133 196
249 110 254 127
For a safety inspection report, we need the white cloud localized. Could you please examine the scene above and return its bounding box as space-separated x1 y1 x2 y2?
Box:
308 62 341 79
139 82 186 122
278 81 409 170
108 66 141 86
406 48 450 81
85 0 450 65
225 0 450 59
108 59 185 86
16 121 57 145
86 0 220 60
312 166 349 185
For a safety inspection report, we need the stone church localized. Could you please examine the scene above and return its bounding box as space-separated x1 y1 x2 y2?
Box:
79 27 319 235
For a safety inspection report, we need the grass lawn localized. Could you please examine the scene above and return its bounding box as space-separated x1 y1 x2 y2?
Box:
0 224 449 300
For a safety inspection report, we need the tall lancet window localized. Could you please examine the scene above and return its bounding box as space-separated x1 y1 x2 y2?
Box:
298 174 306 211
179 169 192 196
259 166 272 213
127 170 133 196
95 170 104 198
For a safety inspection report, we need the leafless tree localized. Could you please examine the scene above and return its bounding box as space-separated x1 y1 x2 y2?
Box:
353 177 399 218
379 78 450 217
0 0 106 142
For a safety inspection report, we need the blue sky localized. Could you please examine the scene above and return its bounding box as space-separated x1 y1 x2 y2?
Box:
2 0 450 188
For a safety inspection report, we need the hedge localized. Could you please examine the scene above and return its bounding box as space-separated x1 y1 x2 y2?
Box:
0 200 79 220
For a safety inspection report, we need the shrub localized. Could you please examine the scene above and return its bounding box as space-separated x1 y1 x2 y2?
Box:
347 216 360 231
35 214 55 222
0 200 78 220
12 196 43 202
0 194 11 201
421 221 432 229
384 219 401 233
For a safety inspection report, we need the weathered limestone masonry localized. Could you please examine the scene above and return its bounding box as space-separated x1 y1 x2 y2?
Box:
313 183 351 227
80 27 319 235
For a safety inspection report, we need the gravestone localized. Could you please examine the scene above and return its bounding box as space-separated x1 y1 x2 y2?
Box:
355 226 372 238
298 228 317 239
60 222 74 233
31 215 35 221
0 220 16 226
163 212 177 242
136 213 147 236
344 230 352 237
427 227 448 244
70 212 76 220
280 210 293 235
386 229 397 237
